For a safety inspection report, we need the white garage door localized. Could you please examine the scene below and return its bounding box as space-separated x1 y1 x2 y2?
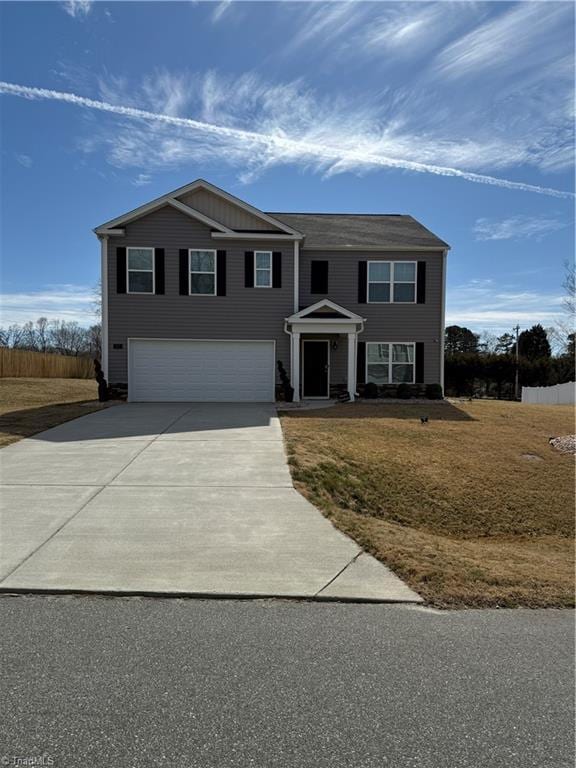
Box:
129 339 275 402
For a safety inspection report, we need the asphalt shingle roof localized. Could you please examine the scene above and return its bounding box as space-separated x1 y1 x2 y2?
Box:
266 212 449 249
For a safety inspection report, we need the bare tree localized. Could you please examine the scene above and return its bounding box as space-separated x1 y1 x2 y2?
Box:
478 331 498 355
18 321 37 350
547 261 576 355
1 317 100 357
563 259 575 317
86 324 102 359
2 324 26 348
35 317 50 352
92 281 102 321
48 320 86 356
545 326 569 357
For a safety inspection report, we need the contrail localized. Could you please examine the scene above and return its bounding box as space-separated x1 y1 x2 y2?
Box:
1 80 573 199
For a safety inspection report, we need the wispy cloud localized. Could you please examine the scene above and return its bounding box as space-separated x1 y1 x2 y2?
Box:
434 2 573 81
279 2 573 175
132 173 152 187
211 0 231 24
1 78 573 199
0 285 96 326
474 215 568 242
61 0 92 19
286 1 365 53
446 279 565 332
363 2 481 57
15 153 33 168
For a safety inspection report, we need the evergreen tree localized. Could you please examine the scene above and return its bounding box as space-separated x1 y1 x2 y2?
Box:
518 324 551 360
445 325 480 355
494 332 516 355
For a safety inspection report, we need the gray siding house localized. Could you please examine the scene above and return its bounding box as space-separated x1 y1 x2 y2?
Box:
94 179 449 402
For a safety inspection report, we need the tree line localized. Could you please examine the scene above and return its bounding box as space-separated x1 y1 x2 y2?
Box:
1 317 573 400
445 324 574 398
0 318 101 359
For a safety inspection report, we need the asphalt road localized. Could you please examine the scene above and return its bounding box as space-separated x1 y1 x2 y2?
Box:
0 596 573 768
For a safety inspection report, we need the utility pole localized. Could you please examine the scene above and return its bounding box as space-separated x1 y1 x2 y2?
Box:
514 324 520 400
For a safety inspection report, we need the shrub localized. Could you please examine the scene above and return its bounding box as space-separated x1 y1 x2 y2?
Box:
276 360 294 402
426 383 443 400
363 381 379 399
397 382 412 399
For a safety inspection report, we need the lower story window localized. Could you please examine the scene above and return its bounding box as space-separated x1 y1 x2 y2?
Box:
190 250 216 295
366 342 415 384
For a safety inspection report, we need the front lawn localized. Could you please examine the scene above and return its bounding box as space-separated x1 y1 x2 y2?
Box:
0 378 108 447
280 400 574 608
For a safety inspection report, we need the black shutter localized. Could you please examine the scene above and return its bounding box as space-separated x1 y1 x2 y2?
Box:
244 252 254 287
116 247 126 294
216 250 226 296
357 341 366 385
154 248 165 295
272 252 282 288
415 342 424 383
358 261 367 303
417 261 426 304
310 261 328 294
179 249 189 295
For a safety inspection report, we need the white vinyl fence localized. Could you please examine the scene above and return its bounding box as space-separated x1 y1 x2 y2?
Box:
521 381 575 405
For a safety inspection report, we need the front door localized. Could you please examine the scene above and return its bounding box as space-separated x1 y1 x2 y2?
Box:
302 340 330 398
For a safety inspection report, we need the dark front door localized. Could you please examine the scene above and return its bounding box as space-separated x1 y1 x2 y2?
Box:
302 341 329 398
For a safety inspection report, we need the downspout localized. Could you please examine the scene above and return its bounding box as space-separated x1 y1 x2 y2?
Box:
293 239 299 313
99 234 109 380
284 320 298 402
440 248 447 393
354 320 365 399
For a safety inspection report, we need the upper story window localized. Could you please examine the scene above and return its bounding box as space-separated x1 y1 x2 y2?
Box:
127 247 155 294
255 251 272 288
190 250 216 295
368 261 416 303
310 260 329 294
366 342 415 384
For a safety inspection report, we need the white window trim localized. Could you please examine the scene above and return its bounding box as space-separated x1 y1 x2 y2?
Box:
367 261 417 304
189 248 217 296
127 247 155 295
366 342 416 385
254 251 272 288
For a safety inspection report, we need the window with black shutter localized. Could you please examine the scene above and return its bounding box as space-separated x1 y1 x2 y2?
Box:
310 261 328 294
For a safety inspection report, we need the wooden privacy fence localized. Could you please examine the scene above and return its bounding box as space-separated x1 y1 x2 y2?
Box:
0 348 94 379
522 381 575 405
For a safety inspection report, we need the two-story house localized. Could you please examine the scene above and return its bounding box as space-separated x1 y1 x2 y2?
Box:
94 179 449 402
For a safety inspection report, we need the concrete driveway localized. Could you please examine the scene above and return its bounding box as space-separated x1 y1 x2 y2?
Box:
0 403 421 602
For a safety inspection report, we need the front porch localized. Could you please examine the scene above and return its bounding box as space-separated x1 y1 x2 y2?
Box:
285 300 365 403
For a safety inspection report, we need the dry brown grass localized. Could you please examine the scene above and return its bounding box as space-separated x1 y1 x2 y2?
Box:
0 348 93 378
281 399 575 608
0 378 108 447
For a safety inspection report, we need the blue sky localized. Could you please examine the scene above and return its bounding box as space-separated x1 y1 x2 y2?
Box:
0 0 574 339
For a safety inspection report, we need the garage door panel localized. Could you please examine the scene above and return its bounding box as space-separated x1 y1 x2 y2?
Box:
129 340 275 402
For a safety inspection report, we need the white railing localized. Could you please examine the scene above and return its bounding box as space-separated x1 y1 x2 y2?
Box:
521 381 575 405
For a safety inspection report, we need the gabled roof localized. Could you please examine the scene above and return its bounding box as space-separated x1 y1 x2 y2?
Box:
267 212 449 250
286 299 364 323
94 179 302 237
94 178 449 250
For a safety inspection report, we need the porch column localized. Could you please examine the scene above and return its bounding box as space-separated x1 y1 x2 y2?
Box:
347 332 356 402
291 331 301 402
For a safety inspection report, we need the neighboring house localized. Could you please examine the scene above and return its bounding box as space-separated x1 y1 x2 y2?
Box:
94 179 449 403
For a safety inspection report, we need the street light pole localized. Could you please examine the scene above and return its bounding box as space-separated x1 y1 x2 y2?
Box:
514 324 520 400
